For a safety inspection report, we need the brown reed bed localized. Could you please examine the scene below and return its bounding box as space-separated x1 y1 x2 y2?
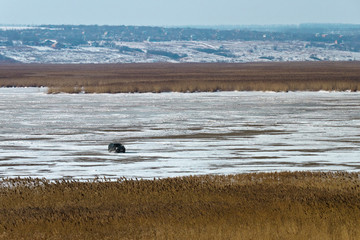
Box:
0 62 359 93
1 171 360 239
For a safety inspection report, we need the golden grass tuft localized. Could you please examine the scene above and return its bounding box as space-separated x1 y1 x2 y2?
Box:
0 62 359 93
1 172 360 239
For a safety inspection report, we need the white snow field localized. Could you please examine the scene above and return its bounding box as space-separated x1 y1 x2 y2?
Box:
0 88 359 179
1 40 360 63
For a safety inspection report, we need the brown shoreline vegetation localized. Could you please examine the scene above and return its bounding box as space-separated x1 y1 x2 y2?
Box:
0 62 360 93
1 172 360 239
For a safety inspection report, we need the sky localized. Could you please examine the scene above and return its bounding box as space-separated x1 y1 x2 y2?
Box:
0 0 359 26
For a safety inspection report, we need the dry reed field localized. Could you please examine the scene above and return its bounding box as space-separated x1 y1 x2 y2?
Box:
0 62 360 93
1 172 360 239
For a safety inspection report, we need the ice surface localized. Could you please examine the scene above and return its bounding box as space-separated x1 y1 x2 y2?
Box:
0 88 359 179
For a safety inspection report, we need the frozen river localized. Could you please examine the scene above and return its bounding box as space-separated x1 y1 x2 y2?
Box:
0 88 359 179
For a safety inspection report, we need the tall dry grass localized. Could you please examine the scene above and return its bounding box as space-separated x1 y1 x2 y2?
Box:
0 62 359 93
1 172 360 239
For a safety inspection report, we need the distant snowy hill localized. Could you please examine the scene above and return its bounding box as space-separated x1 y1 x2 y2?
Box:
0 24 359 63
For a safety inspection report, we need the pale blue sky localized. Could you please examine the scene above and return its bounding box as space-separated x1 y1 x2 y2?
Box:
1 0 359 26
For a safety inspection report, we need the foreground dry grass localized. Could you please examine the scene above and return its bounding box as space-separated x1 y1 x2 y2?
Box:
1 172 360 239
0 62 360 93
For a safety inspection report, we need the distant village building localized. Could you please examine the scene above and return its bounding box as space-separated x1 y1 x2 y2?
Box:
42 39 56 47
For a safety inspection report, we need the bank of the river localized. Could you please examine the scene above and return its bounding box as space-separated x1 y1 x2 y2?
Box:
0 62 359 93
1 172 359 239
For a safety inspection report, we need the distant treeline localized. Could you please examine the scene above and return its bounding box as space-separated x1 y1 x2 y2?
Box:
0 24 360 52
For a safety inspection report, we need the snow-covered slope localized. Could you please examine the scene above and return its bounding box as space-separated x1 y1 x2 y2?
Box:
1 40 359 64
